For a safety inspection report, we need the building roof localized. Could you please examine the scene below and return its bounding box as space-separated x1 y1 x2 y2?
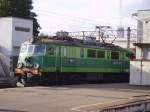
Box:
26 37 129 52
138 9 150 12
133 43 150 48
0 16 33 21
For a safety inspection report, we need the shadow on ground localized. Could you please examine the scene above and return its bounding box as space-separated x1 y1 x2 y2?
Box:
0 109 28 112
38 83 150 94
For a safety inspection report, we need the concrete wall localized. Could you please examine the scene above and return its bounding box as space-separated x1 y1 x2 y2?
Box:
12 18 33 47
143 20 150 43
130 61 150 85
143 48 150 59
0 17 33 56
12 17 33 56
136 47 142 59
137 10 150 43
135 47 150 60
137 20 143 43
0 17 33 72
0 18 12 56
130 10 150 86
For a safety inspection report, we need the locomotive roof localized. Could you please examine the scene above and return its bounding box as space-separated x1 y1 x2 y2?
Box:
27 37 129 52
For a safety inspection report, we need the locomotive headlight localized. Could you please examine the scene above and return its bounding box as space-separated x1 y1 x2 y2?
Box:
17 63 23 68
25 57 31 62
33 63 40 69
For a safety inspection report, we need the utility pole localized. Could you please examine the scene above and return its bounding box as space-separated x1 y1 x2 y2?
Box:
96 26 101 43
82 31 85 42
119 0 123 26
127 27 131 49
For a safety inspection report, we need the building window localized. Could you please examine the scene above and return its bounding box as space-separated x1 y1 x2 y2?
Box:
87 49 96 58
97 51 105 58
111 51 119 60
15 26 30 32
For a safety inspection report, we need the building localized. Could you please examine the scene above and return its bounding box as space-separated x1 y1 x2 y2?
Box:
0 17 33 74
130 9 150 85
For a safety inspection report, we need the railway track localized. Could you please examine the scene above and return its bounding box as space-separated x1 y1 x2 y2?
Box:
98 95 150 112
72 95 150 112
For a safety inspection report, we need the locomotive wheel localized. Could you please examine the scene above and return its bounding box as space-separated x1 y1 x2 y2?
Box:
20 78 26 86
18 75 27 87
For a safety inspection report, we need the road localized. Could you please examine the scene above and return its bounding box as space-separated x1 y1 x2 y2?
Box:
0 83 150 112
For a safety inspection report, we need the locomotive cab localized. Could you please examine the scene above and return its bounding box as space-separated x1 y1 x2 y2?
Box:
15 43 46 85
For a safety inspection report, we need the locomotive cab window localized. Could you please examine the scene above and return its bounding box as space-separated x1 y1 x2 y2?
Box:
27 45 34 54
87 49 96 58
111 51 119 60
20 45 27 53
97 51 105 58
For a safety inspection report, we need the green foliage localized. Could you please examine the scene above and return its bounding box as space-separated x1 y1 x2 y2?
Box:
0 0 40 37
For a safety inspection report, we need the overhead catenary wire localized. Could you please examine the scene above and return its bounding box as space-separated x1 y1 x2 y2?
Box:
35 9 111 25
34 8 138 40
34 9 116 32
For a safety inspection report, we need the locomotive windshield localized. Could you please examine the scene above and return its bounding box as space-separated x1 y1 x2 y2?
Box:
28 45 34 53
20 45 27 53
20 44 46 55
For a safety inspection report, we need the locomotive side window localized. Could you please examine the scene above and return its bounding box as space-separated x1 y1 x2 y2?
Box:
34 45 45 54
111 51 119 60
87 49 96 58
48 47 55 55
97 51 105 58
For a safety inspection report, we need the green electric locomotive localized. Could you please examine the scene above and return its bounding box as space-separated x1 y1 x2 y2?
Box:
15 36 131 85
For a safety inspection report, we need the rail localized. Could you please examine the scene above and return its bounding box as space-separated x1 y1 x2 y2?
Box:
99 96 150 112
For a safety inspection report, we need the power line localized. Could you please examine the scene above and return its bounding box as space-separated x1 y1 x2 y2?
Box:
34 8 137 37
35 9 106 22
35 9 112 26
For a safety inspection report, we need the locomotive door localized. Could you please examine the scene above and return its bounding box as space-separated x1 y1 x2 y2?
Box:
121 52 126 72
55 46 62 72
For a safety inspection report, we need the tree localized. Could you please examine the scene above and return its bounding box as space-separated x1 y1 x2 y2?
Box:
0 0 40 37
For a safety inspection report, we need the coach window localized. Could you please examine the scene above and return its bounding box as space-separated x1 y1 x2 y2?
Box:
87 49 96 58
111 51 119 60
97 50 105 58
48 47 55 55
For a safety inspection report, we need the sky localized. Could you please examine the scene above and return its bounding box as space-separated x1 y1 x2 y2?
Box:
33 0 150 34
